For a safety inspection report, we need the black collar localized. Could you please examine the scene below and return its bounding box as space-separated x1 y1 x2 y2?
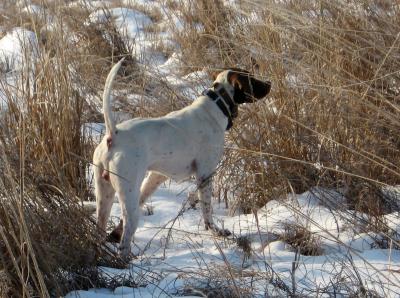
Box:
203 84 238 130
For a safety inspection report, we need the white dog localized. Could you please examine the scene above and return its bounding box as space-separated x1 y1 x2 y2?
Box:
93 59 271 258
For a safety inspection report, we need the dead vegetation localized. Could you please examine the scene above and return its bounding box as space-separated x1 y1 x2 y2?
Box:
0 0 399 296
281 223 323 256
0 1 137 296
177 0 400 216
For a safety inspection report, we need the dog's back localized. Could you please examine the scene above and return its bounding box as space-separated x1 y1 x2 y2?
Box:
101 96 225 181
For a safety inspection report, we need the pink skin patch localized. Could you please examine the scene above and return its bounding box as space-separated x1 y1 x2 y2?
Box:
103 135 113 181
106 136 112 148
102 170 110 181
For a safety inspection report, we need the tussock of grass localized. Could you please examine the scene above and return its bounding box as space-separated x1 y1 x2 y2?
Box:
236 235 252 260
281 223 323 256
0 166 125 296
179 265 254 298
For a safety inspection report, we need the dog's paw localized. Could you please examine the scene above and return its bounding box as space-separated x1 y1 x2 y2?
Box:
205 222 231 237
214 228 232 237
142 204 154 216
221 228 232 237
118 245 132 263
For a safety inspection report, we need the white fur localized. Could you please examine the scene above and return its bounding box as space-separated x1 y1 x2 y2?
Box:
94 61 240 258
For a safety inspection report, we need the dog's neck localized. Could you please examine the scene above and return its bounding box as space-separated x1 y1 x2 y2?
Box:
203 83 238 130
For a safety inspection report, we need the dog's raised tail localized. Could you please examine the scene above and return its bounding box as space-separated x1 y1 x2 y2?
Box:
103 58 125 141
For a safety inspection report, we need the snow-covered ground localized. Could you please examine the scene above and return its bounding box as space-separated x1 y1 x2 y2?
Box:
1 0 400 297
66 182 400 297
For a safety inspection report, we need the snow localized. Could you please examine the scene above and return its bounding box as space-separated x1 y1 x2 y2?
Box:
88 8 153 36
69 1 114 10
1 0 399 297
0 28 39 112
68 0 400 293
64 181 400 297
0 28 39 73
122 0 162 7
21 4 44 15
85 6 179 70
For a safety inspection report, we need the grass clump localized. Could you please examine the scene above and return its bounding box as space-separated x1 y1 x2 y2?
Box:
281 223 324 256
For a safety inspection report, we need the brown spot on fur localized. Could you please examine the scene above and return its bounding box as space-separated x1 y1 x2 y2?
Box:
191 159 197 172
106 135 112 149
102 170 110 181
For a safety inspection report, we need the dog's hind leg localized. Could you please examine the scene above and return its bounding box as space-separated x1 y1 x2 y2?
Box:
117 188 141 258
107 171 166 243
139 171 168 206
94 165 115 234
110 164 146 259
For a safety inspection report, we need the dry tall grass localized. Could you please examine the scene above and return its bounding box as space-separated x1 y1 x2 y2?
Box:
0 1 133 296
0 0 399 295
171 0 400 215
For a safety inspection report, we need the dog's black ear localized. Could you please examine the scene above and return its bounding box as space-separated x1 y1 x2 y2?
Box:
228 70 271 103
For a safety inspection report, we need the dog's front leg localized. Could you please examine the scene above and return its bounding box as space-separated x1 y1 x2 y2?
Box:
197 178 231 237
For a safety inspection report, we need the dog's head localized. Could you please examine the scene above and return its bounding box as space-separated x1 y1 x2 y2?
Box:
212 68 271 104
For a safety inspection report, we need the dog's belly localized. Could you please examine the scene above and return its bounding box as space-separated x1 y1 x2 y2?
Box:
148 158 195 181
